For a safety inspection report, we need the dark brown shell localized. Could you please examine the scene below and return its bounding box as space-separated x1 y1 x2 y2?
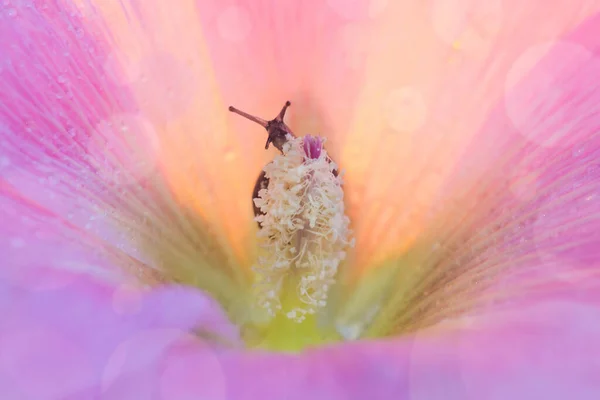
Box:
252 170 269 227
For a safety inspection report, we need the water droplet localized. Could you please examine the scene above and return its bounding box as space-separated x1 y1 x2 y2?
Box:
572 144 586 158
6 8 17 17
57 75 68 84
587 164 599 175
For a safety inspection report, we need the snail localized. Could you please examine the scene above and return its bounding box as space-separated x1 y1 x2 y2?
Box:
228 101 338 223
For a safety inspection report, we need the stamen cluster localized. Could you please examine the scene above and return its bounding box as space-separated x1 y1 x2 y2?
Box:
253 135 354 322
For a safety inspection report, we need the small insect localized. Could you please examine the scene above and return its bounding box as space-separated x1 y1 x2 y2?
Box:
228 101 338 224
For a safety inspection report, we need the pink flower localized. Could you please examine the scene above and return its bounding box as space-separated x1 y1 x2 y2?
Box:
2 0 600 398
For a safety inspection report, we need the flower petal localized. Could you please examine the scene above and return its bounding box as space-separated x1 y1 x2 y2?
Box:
329 8 600 337
0 1 255 314
0 267 238 399
281 300 600 400
164 300 600 399
192 0 371 144
335 1 600 267
77 0 371 262
5 287 596 399
79 0 261 259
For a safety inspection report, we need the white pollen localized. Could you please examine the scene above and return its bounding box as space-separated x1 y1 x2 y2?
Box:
252 135 353 322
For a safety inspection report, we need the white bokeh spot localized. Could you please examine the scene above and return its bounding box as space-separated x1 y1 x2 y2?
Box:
505 41 600 148
383 87 428 132
0 328 94 399
88 113 159 186
102 329 226 398
112 284 144 315
102 329 190 392
217 6 252 42
159 337 227 400
369 0 389 18
327 0 385 20
432 0 503 55
9 237 25 248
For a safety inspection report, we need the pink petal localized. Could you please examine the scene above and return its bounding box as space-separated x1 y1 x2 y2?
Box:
0 2 250 291
193 0 369 140
144 300 600 399
285 301 600 400
343 8 600 336
0 268 239 399
333 1 600 266
4 278 597 399
436 9 600 308
1 179 239 398
0 1 153 265
2 3 600 399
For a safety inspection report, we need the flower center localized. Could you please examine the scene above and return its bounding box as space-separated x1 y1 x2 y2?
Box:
228 103 354 351
253 136 352 308
251 135 354 351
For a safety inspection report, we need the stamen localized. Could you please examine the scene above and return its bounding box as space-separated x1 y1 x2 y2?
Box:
251 136 354 322
303 135 323 159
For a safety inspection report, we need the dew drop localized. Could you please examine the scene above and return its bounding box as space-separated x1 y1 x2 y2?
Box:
572 145 585 158
587 164 599 175
6 8 16 17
